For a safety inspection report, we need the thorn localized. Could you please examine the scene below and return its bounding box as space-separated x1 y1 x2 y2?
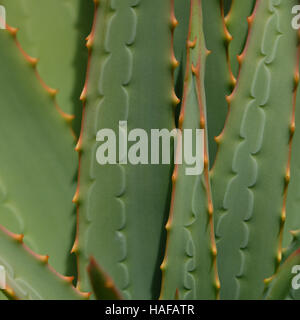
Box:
172 171 177 184
224 28 232 43
38 255 49 264
60 112 75 124
191 63 198 76
187 37 197 49
294 70 299 91
264 276 274 285
46 87 58 98
170 14 178 30
215 278 221 291
237 53 244 65
75 139 82 153
71 239 79 254
281 209 286 224
63 276 75 284
247 15 254 26
12 233 24 243
206 49 212 56
178 114 184 128
229 72 237 88
4 286 17 299
86 37 93 50
171 55 179 69
27 56 39 67
7 26 18 37
160 260 167 271
226 93 233 104
214 135 221 144
204 156 209 170
200 116 205 129
172 91 180 106
211 244 217 257
165 218 172 232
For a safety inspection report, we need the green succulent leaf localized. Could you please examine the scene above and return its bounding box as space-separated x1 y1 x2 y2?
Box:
160 0 219 300
0 26 77 276
0 0 94 135
211 0 298 299
75 0 175 299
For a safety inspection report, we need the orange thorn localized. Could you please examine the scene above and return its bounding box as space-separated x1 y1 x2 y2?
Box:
247 15 254 26
281 210 286 224
27 56 38 67
226 93 233 104
224 29 232 43
39 255 49 264
171 15 178 30
191 63 198 76
188 37 197 49
46 87 58 98
80 87 87 102
208 203 213 216
72 190 79 204
212 244 217 257
13 233 24 243
7 26 18 37
171 56 179 69
277 251 282 264
285 170 290 185
71 239 79 254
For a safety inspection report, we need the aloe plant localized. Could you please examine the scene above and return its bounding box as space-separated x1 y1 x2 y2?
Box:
0 0 300 300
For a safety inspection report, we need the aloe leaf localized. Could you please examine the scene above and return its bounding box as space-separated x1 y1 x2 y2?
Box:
0 225 88 300
87 257 123 300
0 27 77 276
225 0 256 77
265 248 300 300
202 0 231 165
0 0 94 135
211 0 298 299
160 0 219 300
74 0 176 299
